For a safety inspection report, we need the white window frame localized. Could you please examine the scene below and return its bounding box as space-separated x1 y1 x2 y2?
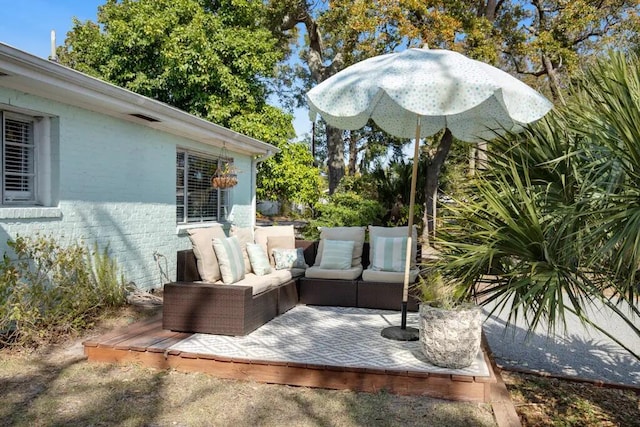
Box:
176 148 232 224
0 106 54 212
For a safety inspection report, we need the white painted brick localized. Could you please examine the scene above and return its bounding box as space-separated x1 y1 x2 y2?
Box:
0 87 256 291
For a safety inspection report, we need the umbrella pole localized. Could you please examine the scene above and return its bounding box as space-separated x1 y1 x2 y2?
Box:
381 117 421 341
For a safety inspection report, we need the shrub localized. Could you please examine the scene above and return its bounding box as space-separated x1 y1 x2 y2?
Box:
0 234 128 347
303 191 385 240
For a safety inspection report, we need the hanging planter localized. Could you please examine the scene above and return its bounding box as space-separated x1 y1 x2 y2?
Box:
211 163 238 189
211 144 239 189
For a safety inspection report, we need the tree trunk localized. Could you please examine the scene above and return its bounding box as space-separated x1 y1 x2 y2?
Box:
422 129 454 244
327 125 345 194
542 54 566 106
348 131 358 176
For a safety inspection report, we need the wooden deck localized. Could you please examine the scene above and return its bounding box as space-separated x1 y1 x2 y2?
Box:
82 314 501 404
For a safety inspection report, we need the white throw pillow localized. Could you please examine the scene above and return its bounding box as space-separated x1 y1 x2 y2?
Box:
371 236 407 272
212 236 246 284
246 243 273 276
230 225 254 274
319 240 355 270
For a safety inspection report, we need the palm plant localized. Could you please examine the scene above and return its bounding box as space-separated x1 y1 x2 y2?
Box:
434 52 640 360
567 52 640 300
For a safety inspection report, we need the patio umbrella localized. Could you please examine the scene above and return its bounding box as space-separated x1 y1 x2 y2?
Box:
306 47 553 340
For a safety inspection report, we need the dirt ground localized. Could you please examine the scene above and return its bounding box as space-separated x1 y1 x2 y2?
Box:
1 305 498 427
2 303 639 426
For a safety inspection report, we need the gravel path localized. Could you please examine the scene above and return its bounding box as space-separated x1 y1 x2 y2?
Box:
483 299 640 387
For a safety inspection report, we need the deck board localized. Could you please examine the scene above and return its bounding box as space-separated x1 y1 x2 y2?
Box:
82 315 498 403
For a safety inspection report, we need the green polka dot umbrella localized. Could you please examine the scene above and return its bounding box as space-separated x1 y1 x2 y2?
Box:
306 47 553 340
307 47 552 141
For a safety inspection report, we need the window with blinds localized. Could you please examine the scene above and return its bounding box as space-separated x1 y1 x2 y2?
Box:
176 149 231 224
2 113 35 204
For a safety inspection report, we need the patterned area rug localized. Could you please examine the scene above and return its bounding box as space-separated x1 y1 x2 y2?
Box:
168 305 490 377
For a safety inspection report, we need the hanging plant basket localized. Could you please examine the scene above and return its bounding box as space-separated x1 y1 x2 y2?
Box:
211 169 238 189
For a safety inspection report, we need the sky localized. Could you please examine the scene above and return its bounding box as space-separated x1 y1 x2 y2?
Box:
0 0 311 141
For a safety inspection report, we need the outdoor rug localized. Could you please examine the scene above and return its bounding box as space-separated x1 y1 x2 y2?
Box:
168 305 490 377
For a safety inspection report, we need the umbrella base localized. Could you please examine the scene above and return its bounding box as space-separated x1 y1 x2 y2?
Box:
381 325 419 341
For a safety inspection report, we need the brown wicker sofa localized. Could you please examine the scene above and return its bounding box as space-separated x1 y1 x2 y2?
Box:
299 241 421 311
163 240 421 336
163 240 315 336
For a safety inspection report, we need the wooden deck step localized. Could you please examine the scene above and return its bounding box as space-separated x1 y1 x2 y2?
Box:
82 315 498 403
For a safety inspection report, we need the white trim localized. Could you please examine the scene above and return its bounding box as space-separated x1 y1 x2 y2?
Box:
0 206 61 219
0 43 279 157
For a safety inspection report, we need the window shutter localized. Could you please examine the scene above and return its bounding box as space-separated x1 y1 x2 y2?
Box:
3 115 35 203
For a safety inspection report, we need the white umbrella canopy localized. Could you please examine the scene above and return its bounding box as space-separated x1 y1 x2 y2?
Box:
307 47 553 141
306 47 552 340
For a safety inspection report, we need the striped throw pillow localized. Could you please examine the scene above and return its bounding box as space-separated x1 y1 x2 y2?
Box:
212 236 246 284
319 239 354 270
246 243 273 276
371 236 407 272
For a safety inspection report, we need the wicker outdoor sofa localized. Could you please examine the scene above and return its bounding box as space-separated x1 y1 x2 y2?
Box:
163 226 422 336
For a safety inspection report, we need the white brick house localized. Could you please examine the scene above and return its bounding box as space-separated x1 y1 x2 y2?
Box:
0 42 277 290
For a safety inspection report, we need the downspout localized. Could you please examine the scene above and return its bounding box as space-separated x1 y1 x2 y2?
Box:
251 150 275 228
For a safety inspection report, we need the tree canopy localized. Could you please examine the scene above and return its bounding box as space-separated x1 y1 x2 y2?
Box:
58 0 291 138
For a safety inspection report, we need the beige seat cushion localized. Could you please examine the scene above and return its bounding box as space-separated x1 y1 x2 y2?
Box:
225 273 273 295
314 226 366 267
266 269 295 286
369 225 418 268
187 225 227 282
361 267 420 284
305 265 363 280
230 225 253 274
254 225 295 264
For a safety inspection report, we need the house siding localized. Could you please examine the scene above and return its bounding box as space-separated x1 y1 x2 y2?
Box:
0 87 255 290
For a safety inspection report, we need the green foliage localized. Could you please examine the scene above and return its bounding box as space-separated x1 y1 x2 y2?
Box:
303 192 385 240
431 52 640 360
566 52 640 295
412 268 471 310
257 142 322 210
59 0 288 131
0 235 128 347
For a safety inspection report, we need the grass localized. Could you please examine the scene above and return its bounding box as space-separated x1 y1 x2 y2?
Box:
1 305 638 426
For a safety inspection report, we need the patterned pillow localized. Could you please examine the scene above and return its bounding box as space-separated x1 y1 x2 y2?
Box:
246 243 273 276
371 236 407 272
319 240 355 270
212 236 246 284
272 247 307 270
267 235 295 266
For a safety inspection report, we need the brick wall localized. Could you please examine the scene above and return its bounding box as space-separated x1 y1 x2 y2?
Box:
0 87 255 291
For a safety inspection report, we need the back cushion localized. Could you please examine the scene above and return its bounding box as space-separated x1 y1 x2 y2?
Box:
314 226 366 267
254 225 295 264
187 225 227 282
369 225 418 268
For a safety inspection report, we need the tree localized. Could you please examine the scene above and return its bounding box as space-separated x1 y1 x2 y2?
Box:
257 142 322 211
502 0 640 104
58 0 289 138
266 0 638 236
265 0 508 235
